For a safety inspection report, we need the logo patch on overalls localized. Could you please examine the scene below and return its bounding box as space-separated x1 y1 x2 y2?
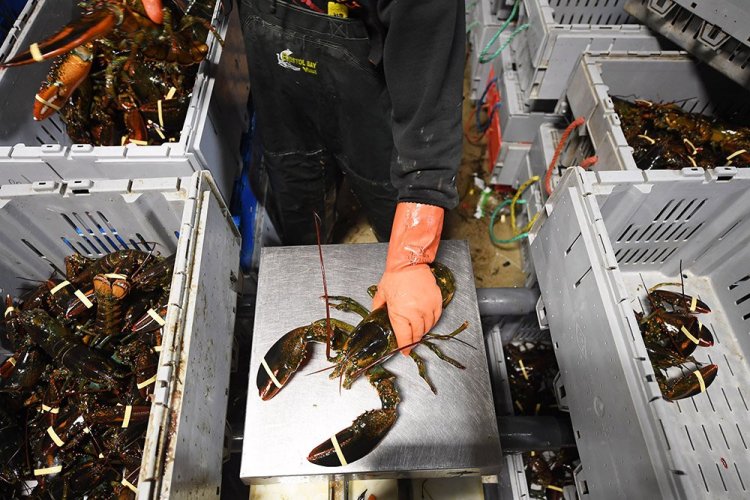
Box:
276 49 318 75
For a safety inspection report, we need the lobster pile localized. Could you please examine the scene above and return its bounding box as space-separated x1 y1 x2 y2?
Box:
0 249 173 498
613 97 750 170
505 341 559 417
636 283 719 402
523 449 578 500
0 0 219 146
504 341 580 498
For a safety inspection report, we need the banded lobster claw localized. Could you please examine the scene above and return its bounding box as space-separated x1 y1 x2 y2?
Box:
307 409 397 467
257 326 310 401
308 366 400 467
0 0 165 68
0 9 118 67
34 44 94 121
663 364 719 401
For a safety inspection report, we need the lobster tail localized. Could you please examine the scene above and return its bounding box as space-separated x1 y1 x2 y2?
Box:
307 408 397 467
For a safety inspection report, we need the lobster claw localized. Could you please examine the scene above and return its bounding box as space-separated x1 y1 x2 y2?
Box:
664 364 718 401
141 0 165 25
257 327 310 401
34 45 94 121
307 409 397 467
0 9 117 67
649 289 711 314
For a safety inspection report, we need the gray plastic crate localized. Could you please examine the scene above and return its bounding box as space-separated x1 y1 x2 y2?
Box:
561 52 750 178
485 315 579 498
492 36 565 142
625 0 750 89
0 0 250 201
470 24 502 102
492 0 517 19
485 315 538 499
529 166 750 498
468 0 506 101
0 171 241 498
492 141 531 187
491 123 560 284
511 0 665 101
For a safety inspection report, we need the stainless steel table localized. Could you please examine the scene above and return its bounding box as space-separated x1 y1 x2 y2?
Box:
241 241 501 483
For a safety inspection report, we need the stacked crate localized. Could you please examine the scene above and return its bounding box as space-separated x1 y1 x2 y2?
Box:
485 315 579 499
487 0 667 186
468 0 508 101
625 0 750 89
520 44 750 497
530 166 750 498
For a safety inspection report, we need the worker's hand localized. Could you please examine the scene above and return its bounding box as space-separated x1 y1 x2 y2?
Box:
372 202 445 355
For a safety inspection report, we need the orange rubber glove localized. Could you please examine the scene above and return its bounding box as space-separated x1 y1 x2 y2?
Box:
372 202 445 355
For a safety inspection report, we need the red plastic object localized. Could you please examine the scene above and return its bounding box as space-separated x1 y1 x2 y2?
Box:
485 67 502 174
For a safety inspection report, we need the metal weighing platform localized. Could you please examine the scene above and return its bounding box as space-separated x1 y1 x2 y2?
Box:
241 241 501 483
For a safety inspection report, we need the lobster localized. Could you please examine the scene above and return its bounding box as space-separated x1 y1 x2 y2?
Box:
636 282 718 402
257 262 471 467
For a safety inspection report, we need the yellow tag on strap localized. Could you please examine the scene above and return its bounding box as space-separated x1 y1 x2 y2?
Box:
47 426 65 447
331 433 348 465
137 374 157 389
34 465 62 476
681 325 700 345
122 478 138 493
694 370 707 393
122 405 133 428
519 359 529 380
147 308 166 326
50 280 71 295
328 1 348 17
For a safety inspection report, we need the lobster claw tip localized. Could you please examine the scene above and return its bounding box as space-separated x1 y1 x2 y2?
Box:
256 327 310 400
307 409 397 467
256 359 288 401
142 0 164 24
664 364 719 401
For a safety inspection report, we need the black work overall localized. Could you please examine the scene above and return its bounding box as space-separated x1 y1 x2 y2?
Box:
239 0 398 244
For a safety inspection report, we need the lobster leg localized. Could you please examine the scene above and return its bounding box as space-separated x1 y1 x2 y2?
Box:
423 341 465 370
325 296 370 319
409 351 436 394
308 365 399 466
0 9 118 67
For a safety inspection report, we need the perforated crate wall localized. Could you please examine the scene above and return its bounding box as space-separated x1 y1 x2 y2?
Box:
625 0 750 89
530 167 750 498
509 0 665 101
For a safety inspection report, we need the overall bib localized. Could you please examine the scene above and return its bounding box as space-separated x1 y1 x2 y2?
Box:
239 0 398 244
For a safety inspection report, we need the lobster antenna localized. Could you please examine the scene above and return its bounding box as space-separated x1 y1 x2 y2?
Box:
679 259 686 297
305 364 338 376
313 213 334 362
